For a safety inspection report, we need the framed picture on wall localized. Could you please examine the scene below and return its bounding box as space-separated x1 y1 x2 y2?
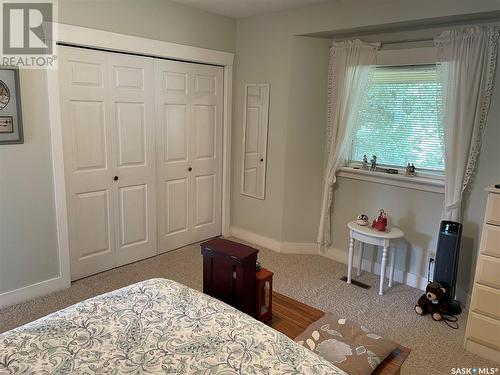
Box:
0 68 23 144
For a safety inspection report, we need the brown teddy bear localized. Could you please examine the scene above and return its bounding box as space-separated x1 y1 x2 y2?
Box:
415 282 450 321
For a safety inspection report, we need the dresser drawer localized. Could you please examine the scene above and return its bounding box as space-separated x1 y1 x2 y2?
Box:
480 224 500 258
467 312 500 350
471 284 500 320
485 192 500 226
476 255 500 289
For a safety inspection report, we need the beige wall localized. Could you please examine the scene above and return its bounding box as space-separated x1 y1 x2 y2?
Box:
281 37 330 243
231 0 500 295
59 0 236 52
231 14 291 240
0 1 235 298
232 34 329 242
461 63 500 295
263 0 500 36
0 70 60 293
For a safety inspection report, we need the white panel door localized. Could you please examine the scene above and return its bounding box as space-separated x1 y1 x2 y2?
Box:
109 54 157 267
60 46 157 280
155 59 223 253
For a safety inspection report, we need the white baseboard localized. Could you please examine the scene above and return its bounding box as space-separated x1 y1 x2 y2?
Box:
230 227 428 291
319 246 429 291
228 227 472 300
229 226 317 254
0 275 66 309
280 241 318 254
230 226 282 252
320 247 472 305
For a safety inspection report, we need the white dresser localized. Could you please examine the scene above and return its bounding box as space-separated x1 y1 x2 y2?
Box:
464 186 500 363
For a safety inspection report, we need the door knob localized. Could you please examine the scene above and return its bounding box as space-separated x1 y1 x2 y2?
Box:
113 176 119 181
188 167 192 172
260 158 264 162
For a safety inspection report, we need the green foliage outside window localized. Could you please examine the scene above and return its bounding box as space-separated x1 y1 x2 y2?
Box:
351 65 444 171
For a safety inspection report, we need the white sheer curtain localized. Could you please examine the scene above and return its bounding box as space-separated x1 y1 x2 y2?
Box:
317 40 380 246
435 27 499 221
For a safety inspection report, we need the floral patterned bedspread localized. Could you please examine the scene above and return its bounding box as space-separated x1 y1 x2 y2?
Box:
0 278 345 374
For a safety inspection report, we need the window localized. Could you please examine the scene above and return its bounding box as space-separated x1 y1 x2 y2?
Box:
350 65 444 172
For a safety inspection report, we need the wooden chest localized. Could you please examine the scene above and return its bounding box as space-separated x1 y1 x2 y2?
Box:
201 238 259 317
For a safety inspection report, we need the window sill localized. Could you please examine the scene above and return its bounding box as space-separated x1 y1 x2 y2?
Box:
337 167 445 194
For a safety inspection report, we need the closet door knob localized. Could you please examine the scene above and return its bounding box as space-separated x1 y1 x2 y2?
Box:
113 176 119 181
260 158 264 162
188 167 192 172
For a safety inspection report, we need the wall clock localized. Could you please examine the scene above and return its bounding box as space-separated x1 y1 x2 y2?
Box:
0 68 23 144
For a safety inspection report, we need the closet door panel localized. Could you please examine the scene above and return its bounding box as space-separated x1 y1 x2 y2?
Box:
189 63 223 244
156 60 192 252
116 102 146 167
194 105 216 160
118 184 148 247
165 178 189 234
156 59 223 253
75 190 112 260
60 46 157 279
194 174 216 226
162 177 190 250
59 47 116 280
109 53 157 266
163 104 189 163
71 101 107 171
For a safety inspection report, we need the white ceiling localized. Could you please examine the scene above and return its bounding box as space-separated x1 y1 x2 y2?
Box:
171 0 335 19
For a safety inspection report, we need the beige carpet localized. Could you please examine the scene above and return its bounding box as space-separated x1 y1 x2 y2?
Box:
1 238 497 374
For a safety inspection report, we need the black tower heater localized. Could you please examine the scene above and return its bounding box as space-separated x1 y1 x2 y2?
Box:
433 220 463 315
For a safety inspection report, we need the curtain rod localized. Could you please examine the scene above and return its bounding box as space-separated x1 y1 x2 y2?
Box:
336 25 500 46
379 26 500 46
331 37 435 46
380 37 435 45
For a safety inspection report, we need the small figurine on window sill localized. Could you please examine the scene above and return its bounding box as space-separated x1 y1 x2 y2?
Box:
406 163 416 177
362 155 369 170
370 155 377 171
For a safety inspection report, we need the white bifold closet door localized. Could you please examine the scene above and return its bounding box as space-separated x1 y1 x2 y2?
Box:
59 46 157 280
155 60 223 253
60 46 224 279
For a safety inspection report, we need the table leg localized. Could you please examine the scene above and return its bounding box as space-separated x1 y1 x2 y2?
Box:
379 246 388 295
347 234 354 284
388 248 396 288
357 242 364 276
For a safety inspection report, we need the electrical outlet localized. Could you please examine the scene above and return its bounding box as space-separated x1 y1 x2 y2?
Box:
427 248 436 259
427 248 436 282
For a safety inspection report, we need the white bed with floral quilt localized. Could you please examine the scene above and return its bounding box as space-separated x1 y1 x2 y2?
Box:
0 278 346 374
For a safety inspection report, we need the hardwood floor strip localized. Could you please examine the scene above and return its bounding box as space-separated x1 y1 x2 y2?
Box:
268 291 410 375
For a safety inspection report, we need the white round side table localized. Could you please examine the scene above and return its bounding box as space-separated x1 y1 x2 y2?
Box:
347 221 404 295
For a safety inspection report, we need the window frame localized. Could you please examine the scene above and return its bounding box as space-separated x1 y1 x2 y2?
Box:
339 47 445 194
348 63 444 173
